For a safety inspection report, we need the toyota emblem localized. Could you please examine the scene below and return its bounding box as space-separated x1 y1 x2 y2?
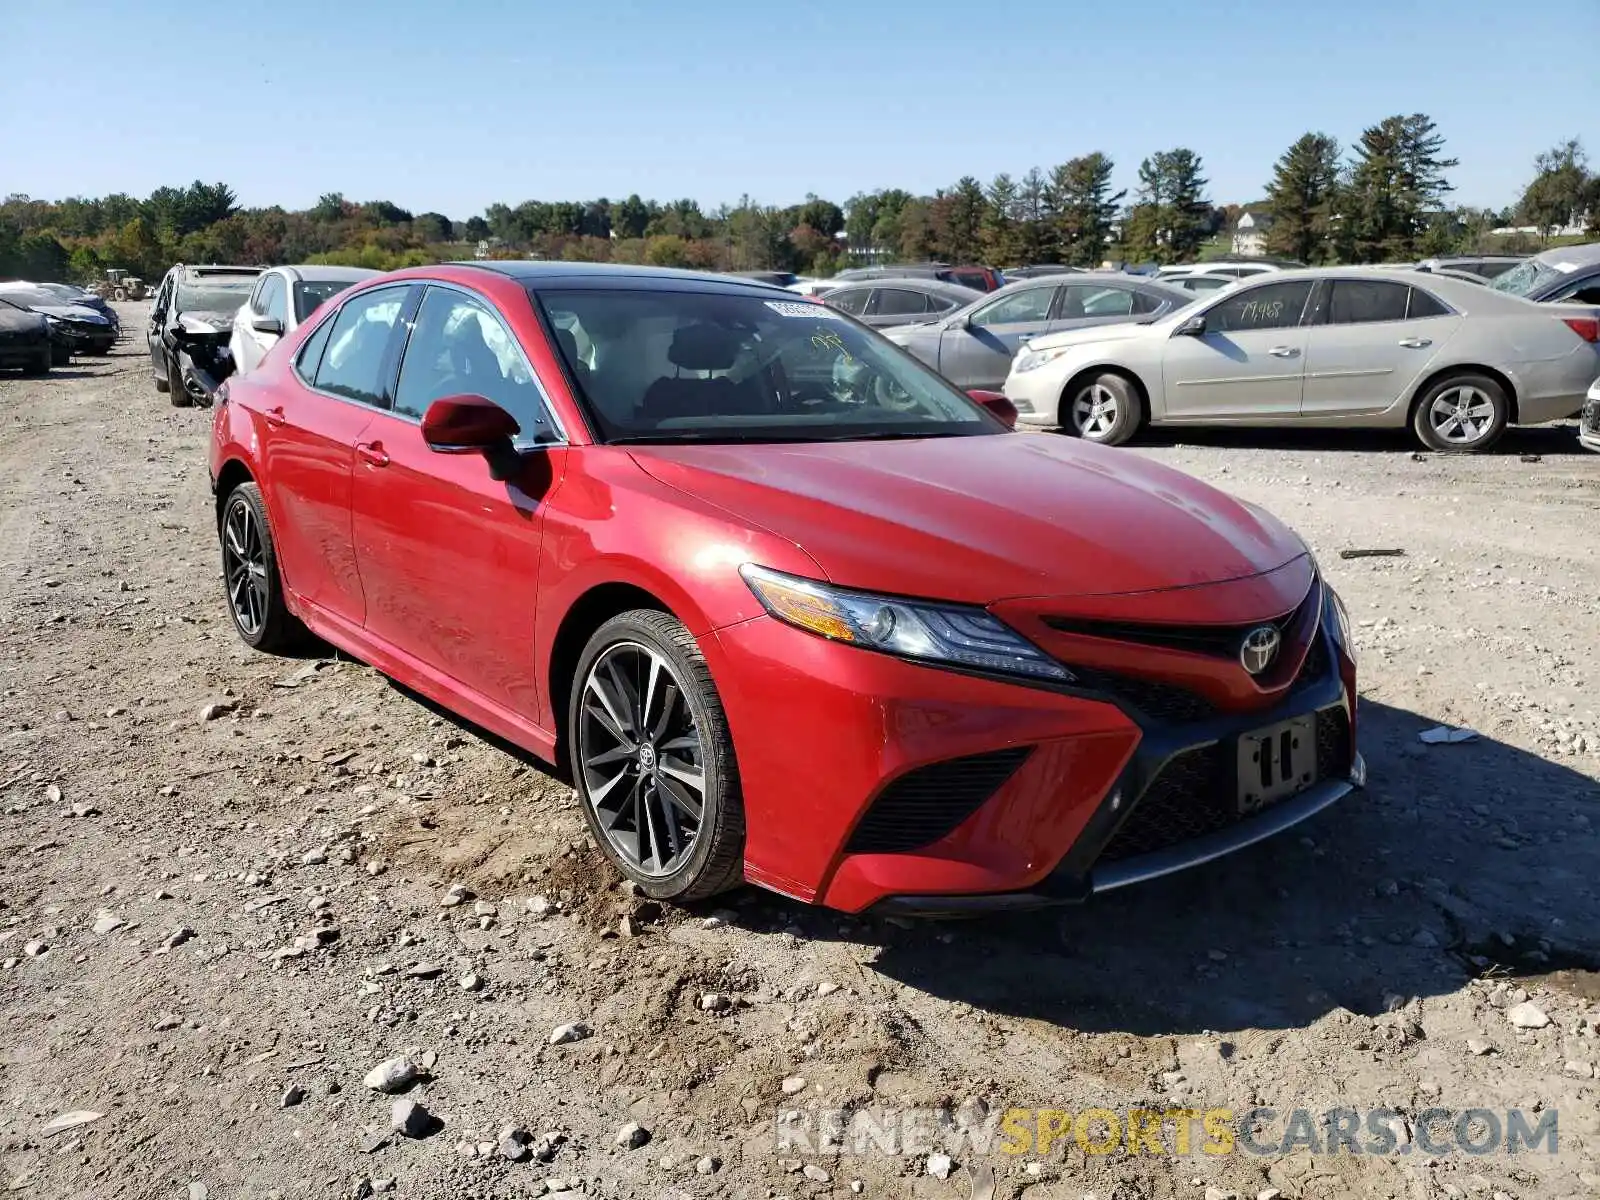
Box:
1239 626 1281 676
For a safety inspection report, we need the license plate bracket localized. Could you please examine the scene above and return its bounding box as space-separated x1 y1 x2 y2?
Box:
1237 714 1316 814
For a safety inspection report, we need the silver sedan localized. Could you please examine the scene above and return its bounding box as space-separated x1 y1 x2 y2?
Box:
881 273 1193 392
1003 268 1600 453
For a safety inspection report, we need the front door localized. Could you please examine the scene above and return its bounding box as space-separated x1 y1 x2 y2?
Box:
1159 278 1315 420
351 283 564 717
148 271 174 379
938 283 1059 390
259 284 411 627
1301 279 1458 417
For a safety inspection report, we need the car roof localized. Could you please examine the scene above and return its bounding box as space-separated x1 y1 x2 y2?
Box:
1533 241 1600 267
458 260 794 297
827 277 981 299
275 265 382 284
178 264 263 281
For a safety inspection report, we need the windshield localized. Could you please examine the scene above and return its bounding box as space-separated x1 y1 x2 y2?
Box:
1490 259 1564 298
294 280 358 322
535 288 1004 443
176 280 254 313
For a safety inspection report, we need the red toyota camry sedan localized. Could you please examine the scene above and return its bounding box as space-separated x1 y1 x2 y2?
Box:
209 262 1363 914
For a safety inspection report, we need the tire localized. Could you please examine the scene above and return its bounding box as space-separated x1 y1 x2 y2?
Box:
112 288 128 302
52 345 71 367
218 482 305 654
1411 372 1508 453
1064 371 1142 445
167 353 191 406
21 349 50 377
567 609 745 903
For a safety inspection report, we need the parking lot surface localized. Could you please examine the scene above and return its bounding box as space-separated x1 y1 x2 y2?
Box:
2 317 1598 1199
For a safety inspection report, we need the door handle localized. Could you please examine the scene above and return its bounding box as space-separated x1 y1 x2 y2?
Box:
356 441 389 468
1268 346 1300 358
262 405 286 427
1398 337 1432 348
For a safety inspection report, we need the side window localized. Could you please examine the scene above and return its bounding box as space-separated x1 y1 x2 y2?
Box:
1405 287 1451 319
1553 279 1600 305
294 314 335 383
261 276 288 323
313 286 408 407
873 288 930 317
1080 286 1137 316
825 288 870 316
1204 280 1315 333
1326 280 1411 324
249 277 270 315
970 286 1055 327
393 287 555 440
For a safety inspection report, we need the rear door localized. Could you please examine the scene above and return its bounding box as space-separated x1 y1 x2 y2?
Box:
1159 277 1315 420
1301 279 1460 417
937 284 1058 389
259 283 412 628
350 283 564 717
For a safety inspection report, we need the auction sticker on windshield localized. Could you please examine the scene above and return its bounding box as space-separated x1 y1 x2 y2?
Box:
765 300 845 319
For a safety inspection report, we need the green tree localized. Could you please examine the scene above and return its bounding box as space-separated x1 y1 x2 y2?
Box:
1346 114 1456 261
981 174 1021 266
1014 167 1055 264
1123 149 1209 263
932 176 985 263
1263 133 1342 262
1049 153 1124 267
1518 139 1590 242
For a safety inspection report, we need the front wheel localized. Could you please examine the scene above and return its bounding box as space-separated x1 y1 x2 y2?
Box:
219 483 305 653
1065 372 1142 445
52 345 71 367
1411 373 1508 453
22 348 50 377
568 610 745 902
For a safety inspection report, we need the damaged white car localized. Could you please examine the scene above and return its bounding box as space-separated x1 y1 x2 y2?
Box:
147 264 261 406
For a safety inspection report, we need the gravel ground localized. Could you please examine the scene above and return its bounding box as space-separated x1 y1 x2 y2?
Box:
2 310 1598 1200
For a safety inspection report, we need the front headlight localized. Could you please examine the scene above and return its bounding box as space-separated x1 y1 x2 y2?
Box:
740 564 1071 682
1013 346 1073 374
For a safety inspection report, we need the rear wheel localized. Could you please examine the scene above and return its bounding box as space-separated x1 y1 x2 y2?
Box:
1065 372 1142 445
568 610 745 902
1411 372 1508 453
219 482 304 653
112 287 128 302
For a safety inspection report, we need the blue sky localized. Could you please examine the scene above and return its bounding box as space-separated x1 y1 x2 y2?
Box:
2 0 1594 217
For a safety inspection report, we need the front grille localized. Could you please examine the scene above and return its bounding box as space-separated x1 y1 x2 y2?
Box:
1096 703 1351 866
1068 664 1215 723
1096 745 1229 862
1295 636 1329 689
1043 581 1319 660
844 747 1031 854
1582 395 1600 434
1316 706 1352 776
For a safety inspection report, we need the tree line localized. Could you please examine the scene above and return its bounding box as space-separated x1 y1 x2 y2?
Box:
1 115 1595 288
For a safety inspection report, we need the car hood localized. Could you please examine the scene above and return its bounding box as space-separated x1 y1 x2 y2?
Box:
1024 320 1161 353
176 311 238 336
33 304 109 324
630 433 1306 604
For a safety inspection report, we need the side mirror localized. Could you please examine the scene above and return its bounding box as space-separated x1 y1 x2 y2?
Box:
252 316 284 336
1174 314 1207 337
421 394 524 480
967 389 1018 429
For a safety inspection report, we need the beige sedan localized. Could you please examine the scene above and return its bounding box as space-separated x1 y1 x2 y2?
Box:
1003 268 1600 452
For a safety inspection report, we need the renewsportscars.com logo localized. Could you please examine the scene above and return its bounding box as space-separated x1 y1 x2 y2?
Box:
773 1105 1560 1159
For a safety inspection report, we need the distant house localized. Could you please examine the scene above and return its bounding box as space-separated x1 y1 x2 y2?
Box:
1232 210 1274 257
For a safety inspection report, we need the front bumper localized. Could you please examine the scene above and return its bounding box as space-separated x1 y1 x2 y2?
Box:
1580 385 1600 452
1004 367 1067 426
708 582 1360 913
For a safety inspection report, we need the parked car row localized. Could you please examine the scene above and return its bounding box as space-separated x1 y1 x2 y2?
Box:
1001 264 1600 453
143 262 377 404
205 260 1365 914
0 281 119 367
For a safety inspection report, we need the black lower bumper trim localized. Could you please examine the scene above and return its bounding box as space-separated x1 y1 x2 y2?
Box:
870 755 1364 917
